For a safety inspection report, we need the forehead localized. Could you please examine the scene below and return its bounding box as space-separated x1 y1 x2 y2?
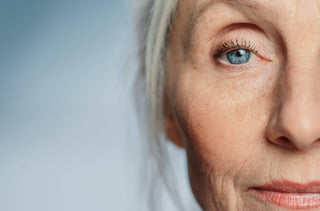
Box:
183 0 320 23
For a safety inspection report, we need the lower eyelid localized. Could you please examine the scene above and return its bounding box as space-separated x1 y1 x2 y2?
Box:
214 60 258 72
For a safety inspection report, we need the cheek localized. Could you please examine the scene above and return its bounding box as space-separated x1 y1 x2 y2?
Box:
171 65 277 206
174 70 274 170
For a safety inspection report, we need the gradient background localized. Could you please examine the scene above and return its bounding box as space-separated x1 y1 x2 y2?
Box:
0 0 200 210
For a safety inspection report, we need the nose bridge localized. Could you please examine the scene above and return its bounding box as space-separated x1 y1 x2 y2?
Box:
284 34 320 104
285 58 318 102
281 16 320 119
282 61 319 129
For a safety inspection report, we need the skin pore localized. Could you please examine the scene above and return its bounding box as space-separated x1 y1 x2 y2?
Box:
164 0 320 210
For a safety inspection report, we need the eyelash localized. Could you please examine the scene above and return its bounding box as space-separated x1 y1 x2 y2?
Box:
213 39 259 58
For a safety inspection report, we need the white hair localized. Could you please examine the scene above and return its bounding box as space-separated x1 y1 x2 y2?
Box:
134 0 188 210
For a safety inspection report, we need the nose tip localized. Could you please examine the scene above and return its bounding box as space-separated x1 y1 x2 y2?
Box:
266 99 320 151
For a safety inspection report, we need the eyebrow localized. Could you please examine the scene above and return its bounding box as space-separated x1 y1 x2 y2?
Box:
184 0 279 51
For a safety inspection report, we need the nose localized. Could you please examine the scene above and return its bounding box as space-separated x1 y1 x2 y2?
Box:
266 64 320 151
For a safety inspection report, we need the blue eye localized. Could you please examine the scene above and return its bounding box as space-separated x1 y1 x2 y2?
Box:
226 49 251 64
215 40 261 66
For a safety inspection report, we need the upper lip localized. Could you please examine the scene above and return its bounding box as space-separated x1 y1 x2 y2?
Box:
254 180 320 193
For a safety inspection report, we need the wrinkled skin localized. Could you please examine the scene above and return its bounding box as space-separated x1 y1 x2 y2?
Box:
164 0 320 210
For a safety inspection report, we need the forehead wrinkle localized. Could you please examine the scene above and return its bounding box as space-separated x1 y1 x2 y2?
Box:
183 0 280 54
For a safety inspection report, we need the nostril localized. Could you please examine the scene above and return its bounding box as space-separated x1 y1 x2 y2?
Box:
313 138 320 147
270 136 296 150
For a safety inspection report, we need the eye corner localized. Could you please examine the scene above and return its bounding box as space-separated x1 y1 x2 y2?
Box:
263 57 273 62
257 53 272 62
213 52 222 59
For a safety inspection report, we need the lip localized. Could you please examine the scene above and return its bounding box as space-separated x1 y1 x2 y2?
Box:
249 180 320 209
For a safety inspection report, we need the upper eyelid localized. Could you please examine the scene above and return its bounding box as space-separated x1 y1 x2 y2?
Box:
213 39 259 58
218 23 268 40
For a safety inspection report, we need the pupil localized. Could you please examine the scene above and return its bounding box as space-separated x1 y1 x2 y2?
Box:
236 51 243 57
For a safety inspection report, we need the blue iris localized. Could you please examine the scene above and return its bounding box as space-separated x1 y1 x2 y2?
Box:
226 49 251 64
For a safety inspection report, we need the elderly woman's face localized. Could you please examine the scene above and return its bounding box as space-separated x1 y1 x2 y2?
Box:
165 0 320 210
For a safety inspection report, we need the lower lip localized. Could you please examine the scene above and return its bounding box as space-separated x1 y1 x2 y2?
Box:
249 189 320 209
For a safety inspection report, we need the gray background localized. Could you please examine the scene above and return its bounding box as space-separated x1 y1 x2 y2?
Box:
0 0 140 210
0 0 199 210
